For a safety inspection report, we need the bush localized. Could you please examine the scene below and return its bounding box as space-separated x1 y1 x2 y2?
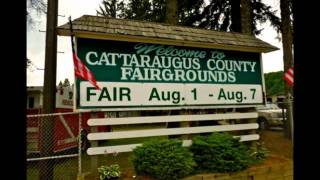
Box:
131 139 196 180
97 164 121 180
190 132 252 173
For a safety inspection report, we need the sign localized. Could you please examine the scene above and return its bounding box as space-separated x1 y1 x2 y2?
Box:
75 38 264 110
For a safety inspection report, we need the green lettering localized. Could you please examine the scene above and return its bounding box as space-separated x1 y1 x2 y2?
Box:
218 88 227 100
120 87 131 101
149 88 160 101
98 87 112 101
87 87 96 101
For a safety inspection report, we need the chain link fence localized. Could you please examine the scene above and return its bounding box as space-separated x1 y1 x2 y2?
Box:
27 111 82 180
26 110 110 180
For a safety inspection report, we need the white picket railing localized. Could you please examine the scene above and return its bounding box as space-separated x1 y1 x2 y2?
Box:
86 112 259 155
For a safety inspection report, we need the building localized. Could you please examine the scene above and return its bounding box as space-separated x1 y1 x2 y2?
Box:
27 84 74 109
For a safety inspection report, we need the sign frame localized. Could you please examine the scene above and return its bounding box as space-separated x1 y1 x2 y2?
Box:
73 37 266 112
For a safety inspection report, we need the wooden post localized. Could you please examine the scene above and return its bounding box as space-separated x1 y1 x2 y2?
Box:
248 107 257 151
39 0 58 179
90 113 99 172
180 110 191 140
105 111 117 136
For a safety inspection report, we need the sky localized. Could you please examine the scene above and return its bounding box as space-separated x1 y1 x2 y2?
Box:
27 0 283 86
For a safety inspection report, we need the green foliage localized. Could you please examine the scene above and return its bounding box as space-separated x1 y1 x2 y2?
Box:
250 142 269 163
264 71 285 96
97 164 121 180
96 0 280 35
124 0 166 22
96 0 125 18
190 133 252 173
131 139 196 180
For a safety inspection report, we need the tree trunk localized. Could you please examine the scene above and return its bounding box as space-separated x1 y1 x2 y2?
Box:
240 0 253 35
231 0 241 32
165 0 178 25
280 0 293 139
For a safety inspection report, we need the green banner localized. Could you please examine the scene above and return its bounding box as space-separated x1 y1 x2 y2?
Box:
75 38 264 110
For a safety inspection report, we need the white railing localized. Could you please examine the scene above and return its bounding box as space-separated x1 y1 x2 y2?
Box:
86 112 259 155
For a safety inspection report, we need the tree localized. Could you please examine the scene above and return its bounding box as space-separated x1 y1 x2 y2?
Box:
96 0 125 18
124 0 153 20
184 0 280 35
125 0 280 35
264 71 285 96
58 81 63 87
240 0 253 34
27 0 47 28
165 0 178 24
231 0 241 32
96 0 280 36
63 78 71 87
280 0 293 93
124 0 166 22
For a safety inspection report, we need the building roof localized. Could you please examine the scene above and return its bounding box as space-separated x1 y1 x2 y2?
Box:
57 15 278 53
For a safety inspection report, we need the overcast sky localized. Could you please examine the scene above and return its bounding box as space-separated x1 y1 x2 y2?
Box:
27 0 283 86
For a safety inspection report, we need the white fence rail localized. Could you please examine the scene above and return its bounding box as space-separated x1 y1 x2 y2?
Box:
86 112 259 155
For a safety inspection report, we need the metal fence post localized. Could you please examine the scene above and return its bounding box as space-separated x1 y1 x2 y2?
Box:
284 97 293 139
288 100 294 145
281 102 286 122
78 112 82 179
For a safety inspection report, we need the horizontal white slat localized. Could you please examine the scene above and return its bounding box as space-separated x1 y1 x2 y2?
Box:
88 113 258 126
88 123 258 140
27 127 39 133
236 134 260 141
87 134 260 155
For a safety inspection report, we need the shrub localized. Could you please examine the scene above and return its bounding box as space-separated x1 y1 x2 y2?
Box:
97 164 121 180
190 132 252 173
131 139 196 180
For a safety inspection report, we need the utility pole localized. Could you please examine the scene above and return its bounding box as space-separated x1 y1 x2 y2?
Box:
39 0 58 179
280 0 293 139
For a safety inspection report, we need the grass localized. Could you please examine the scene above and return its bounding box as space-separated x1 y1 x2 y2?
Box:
27 123 170 179
27 157 79 180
